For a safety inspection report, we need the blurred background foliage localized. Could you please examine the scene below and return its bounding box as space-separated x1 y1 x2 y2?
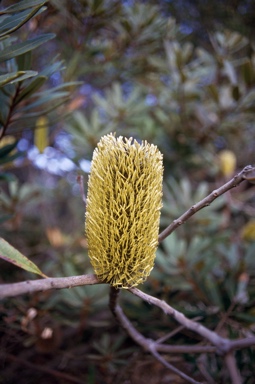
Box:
0 0 255 383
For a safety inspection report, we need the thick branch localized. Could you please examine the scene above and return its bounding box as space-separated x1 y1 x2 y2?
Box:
0 274 100 299
158 165 255 243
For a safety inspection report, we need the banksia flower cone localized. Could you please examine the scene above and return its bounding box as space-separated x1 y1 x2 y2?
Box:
85 134 163 288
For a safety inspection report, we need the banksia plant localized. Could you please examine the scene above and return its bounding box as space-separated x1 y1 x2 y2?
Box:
85 133 163 288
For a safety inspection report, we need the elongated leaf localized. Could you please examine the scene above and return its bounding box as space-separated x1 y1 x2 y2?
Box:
21 91 70 111
15 76 47 103
233 312 255 323
0 141 18 157
1 0 47 14
0 70 37 87
0 152 23 165
16 51 32 71
10 97 70 128
0 34 55 62
0 72 24 86
36 81 82 94
0 214 14 224
40 59 65 77
0 238 47 277
0 6 43 37
0 104 9 125
0 12 25 32
0 172 16 182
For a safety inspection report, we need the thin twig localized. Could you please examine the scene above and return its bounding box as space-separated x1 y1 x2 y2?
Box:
228 337 255 351
156 344 216 354
109 290 148 347
150 348 202 384
129 287 255 354
109 291 202 383
197 354 217 384
158 165 255 243
129 287 230 354
224 352 242 384
215 301 236 333
0 274 100 299
155 316 202 344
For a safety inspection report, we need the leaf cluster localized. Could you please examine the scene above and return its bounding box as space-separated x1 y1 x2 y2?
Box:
48 2 255 174
0 0 76 141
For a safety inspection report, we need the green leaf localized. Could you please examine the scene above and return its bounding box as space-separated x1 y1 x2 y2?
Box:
0 6 44 37
11 106 70 130
207 84 219 103
1 0 48 14
0 34 55 62
15 75 47 103
0 70 37 87
233 312 255 323
0 141 18 157
11 98 70 128
0 238 47 278
241 60 254 86
206 276 224 309
0 214 14 224
0 152 23 165
37 81 82 94
40 59 65 77
0 96 9 114
16 51 32 71
0 172 16 182
0 97 10 125
21 91 70 111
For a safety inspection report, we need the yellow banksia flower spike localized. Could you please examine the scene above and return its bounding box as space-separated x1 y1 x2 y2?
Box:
34 116 49 153
218 150 236 177
85 133 163 288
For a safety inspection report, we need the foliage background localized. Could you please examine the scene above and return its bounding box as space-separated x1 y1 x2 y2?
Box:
0 0 255 383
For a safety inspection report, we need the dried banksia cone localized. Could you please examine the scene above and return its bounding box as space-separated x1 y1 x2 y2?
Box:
85 134 163 288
